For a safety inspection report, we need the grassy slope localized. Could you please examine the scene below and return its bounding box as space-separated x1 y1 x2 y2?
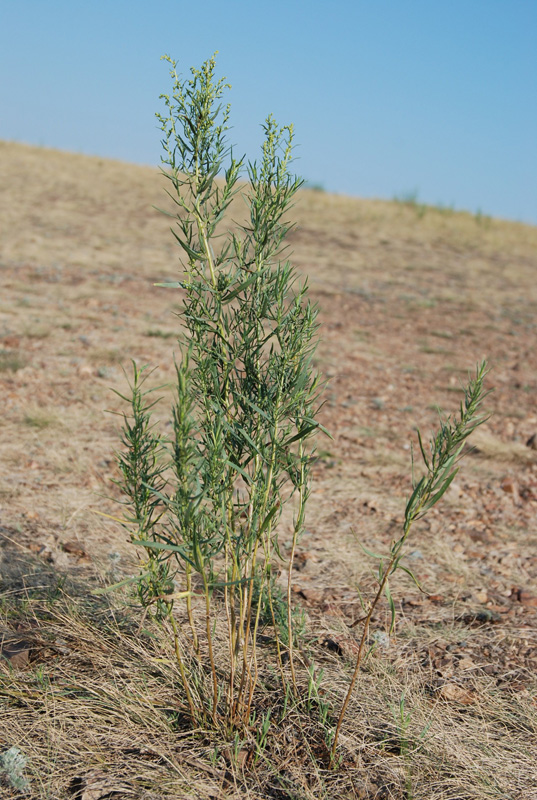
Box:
1 141 537 799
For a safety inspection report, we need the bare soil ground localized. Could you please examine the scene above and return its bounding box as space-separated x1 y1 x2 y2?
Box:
1 140 537 799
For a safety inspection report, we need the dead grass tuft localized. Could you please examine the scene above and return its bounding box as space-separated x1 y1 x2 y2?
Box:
0 553 535 800
22 406 60 430
469 429 537 463
0 350 26 373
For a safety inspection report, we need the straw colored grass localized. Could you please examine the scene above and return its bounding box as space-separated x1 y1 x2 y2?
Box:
1 567 536 799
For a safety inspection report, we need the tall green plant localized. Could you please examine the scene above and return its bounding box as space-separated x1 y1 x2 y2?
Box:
112 54 490 762
117 54 324 729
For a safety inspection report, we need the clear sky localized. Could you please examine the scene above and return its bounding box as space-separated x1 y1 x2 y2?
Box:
1 0 536 223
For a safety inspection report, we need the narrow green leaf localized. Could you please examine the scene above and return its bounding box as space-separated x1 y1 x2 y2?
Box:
405 476 426 518
170 227 205 260
221 269 264 303
91 571 151 595
421 469 459 511
359 542 386 561
316 422 333 440
385 582 396 634
283 422 318 446
223 421 262 458
152 205 181 219
397 565 428 594
239 395 271 421
417 429 430 470
258 504 280 536
209 575 254 589
225 458 252 485
133 538 187 556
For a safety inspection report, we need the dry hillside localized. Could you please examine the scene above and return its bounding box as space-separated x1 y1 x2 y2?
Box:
1 140 537 799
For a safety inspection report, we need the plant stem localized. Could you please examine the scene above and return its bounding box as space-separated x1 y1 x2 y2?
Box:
330 549 397 758
201 574 218 724
185 564 199 657
331 363 489 761
168 609 198 724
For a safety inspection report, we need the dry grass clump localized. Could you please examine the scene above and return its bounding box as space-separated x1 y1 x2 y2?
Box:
0 350 26 373
22 406 60 430
1 550 536 799
469 429 537 464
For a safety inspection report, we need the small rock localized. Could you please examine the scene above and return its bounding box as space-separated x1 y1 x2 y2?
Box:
438 683 475 705
500 476 520 504
321 636 344 655
0 638 31 669
62 540 87 558
321 634 360 657
517 589 537 607
457 657 476 671
235 749 250 769
49 549 71 569
292 552 309 571
69 769 131 800
500 476 516 494
466 528 493 544
298 588 324 605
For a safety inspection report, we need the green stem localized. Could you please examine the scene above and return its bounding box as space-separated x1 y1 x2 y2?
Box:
185 564 199 658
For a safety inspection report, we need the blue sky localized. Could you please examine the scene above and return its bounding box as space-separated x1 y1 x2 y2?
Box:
1 1 536 223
